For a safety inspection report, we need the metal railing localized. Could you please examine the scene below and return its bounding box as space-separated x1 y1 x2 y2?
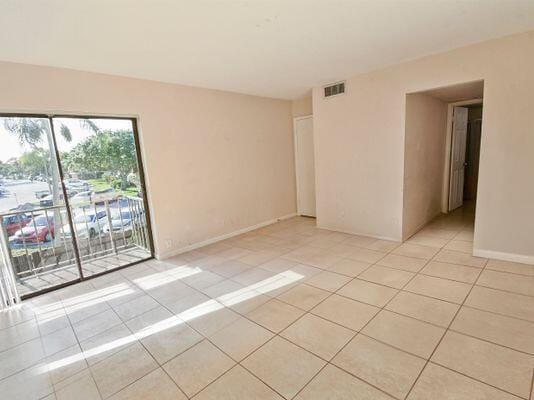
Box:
0 196 151 283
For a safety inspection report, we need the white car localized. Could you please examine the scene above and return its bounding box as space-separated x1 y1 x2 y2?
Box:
69 191 93 205
61 210 107 239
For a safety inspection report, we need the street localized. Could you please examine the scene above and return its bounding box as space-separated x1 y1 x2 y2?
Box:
0 179 50 213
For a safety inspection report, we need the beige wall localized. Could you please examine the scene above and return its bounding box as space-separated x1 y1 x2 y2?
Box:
292 96 313 117
403 93 448 239
313 30 534 261
0 61 296 258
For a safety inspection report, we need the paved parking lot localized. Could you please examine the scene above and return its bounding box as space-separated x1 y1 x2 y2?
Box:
0 180 50 213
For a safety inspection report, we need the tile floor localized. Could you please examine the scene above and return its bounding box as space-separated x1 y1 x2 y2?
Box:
1 206 534 400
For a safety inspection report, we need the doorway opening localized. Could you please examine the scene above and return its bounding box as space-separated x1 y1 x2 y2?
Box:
447 102 483 213
403 80 483 240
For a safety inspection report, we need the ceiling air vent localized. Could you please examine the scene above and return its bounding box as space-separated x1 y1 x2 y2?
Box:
324 82 345 98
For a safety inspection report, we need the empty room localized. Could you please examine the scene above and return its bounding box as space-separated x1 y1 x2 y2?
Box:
0 1 533 399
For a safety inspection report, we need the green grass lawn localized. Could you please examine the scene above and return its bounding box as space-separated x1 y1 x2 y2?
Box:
87 178 138 197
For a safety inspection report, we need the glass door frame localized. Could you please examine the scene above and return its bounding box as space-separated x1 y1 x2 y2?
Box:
0 113 155 300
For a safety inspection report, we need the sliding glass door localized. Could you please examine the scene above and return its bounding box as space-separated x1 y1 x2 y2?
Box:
53 117 152 279
0 114 153 299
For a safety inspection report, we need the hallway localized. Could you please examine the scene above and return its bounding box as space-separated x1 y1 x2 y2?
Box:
1 208 533 400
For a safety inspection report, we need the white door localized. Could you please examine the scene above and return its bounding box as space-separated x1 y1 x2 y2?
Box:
294 117 316 217
449 106 469 211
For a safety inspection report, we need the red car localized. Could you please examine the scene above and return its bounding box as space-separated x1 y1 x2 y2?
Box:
3 214 31 236
11 215 55 244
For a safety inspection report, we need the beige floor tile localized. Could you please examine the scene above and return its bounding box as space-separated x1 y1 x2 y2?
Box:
110 368 186 400
242 336 325 399
0 319 39 353
385 291 459 327
259 258 298 273
376 254 428 272
193 365 283 400
311 294 379 331
305 270 352 292
337 279 398 307
417 227 458 239
112 294 160 322
407 363 518 400
41 326 77 357
281 313 354 360
392 243 439 259
276 284 330 311
466 286 534 322
79 323 133 366
294 364 395 400
210 317 273 361
328 258 371 277
343 235 378 248
434 249 487 268
55 371 101 400
477 269 534 297
163 340 235 397
407 234 449 248
451 307 534 354
187 306 241 337
453 229 474 241
444 240 474 253
421 260 481 283
486 259 534 276
72 309 123 342
432 331 534 398
358 265 414 289
211 260 253 278
247 299 304 332
91 343 158 399
0 362 54 400
46 344 88 385
230 267 275 286
126 307 202 364
332 335 425 399
362 239 401 253
362 310 445 358
404 275 471 304
347 247 386 264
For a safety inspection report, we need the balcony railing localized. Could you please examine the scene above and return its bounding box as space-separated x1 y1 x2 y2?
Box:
0 196 151 297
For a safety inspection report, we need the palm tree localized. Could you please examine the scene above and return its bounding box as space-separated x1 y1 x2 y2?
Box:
2 117 98 246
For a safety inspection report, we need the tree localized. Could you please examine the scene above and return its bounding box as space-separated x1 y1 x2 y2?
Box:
64 130 137 188
2 118 98 245
19 148 50 177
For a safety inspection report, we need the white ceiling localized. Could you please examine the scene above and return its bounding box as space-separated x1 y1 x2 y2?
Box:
0 1 533 99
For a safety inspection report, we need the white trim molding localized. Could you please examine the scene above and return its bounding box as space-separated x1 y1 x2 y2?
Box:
155 213 297 260
474 249 534 265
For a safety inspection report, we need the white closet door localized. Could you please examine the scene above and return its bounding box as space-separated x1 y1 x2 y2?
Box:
294 117 316 217
449 106 469 211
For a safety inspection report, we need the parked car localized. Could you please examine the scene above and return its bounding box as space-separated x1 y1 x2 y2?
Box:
102 210 132 233
10 215 54 244
64 178 90 192
69 191 93 205
3 214 31 236
61 210 107 239
93 188 117 205
40 193 64 207
35 189 51 199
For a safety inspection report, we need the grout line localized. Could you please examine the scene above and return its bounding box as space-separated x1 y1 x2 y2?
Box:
4 214 530 399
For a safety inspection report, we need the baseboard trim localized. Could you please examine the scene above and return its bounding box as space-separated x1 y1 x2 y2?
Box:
473 249 534 265
316 224 400 242
155 213 297 260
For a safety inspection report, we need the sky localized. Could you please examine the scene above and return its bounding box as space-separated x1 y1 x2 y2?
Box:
0 118 133 162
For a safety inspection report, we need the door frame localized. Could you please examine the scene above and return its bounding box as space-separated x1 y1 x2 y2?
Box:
441 99 483 213
293 115 314 216
0 112 155 300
